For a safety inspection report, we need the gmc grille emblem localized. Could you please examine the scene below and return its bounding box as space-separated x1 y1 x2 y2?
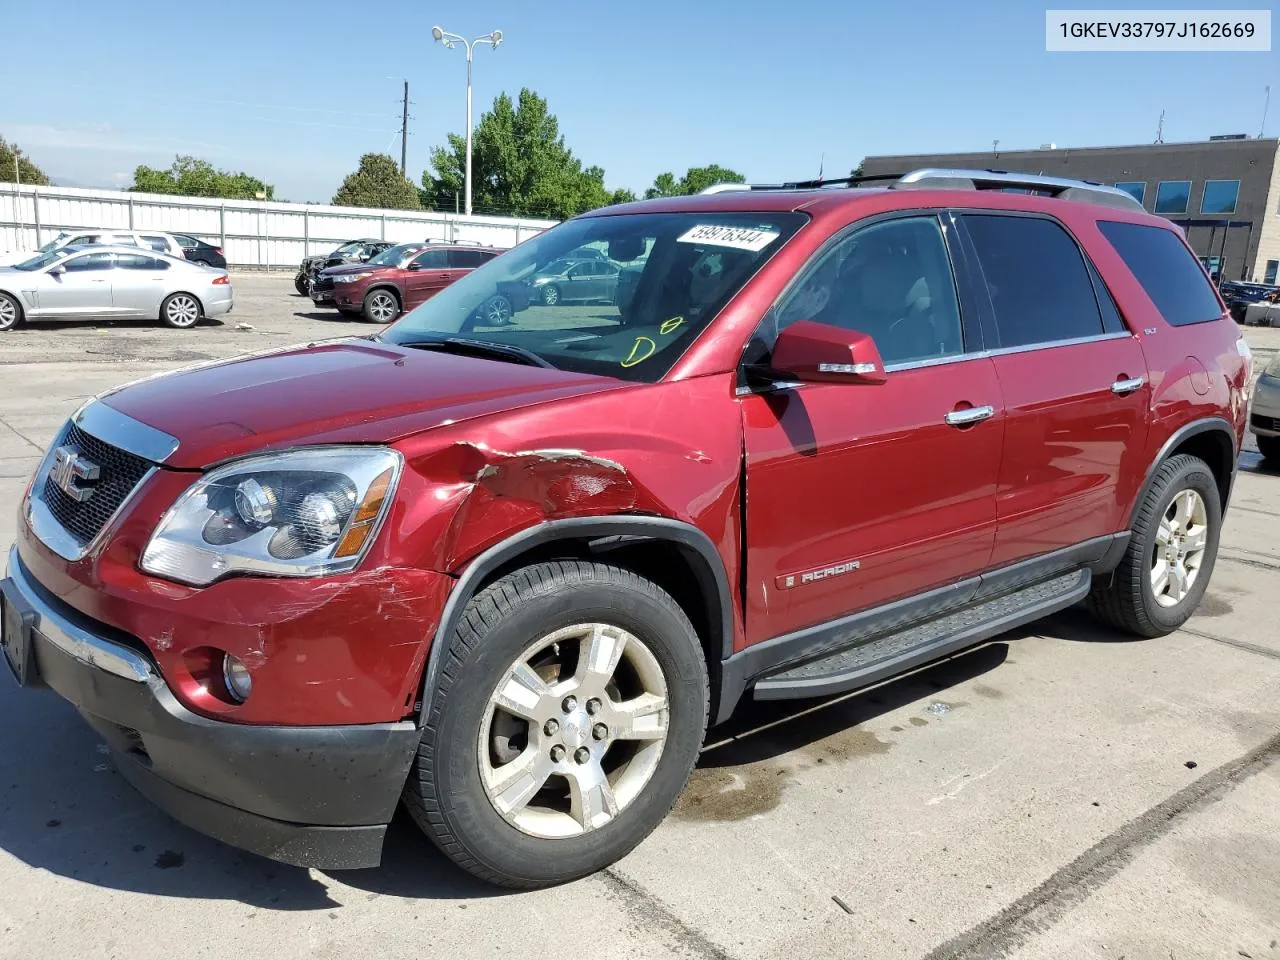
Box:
49 447 100 502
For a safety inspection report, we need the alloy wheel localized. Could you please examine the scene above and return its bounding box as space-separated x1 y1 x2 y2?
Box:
0 296 17 330
369 292 398 322
484 295 513 325
166 295 200 327
1150 488 1209 607
478 622 670 839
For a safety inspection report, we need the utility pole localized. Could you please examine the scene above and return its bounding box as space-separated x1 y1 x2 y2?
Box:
400 80 409 176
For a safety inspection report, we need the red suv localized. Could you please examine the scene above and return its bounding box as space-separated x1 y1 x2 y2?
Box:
312 242 503 322
1 170 1251 889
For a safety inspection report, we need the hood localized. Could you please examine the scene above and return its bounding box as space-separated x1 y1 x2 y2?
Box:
96 338 628 469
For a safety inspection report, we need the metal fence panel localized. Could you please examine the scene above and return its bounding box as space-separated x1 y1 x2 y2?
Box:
0 183 557 268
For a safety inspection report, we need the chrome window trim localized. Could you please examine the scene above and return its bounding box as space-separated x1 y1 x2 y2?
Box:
74 399 179 464
5 546 153 682
883 331 1134 372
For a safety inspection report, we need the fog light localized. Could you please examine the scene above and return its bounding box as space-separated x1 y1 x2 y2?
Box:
222 654 252 703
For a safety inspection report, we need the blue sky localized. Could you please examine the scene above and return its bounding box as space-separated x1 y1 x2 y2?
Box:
0 0 1274 209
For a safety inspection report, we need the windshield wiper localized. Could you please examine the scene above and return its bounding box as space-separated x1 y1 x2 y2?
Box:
392 335 554 369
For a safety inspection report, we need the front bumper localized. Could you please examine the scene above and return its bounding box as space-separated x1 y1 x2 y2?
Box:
1250 372 1280 437
1 548 420 869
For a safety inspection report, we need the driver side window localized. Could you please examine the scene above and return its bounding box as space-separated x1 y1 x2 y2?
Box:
774 216 965 367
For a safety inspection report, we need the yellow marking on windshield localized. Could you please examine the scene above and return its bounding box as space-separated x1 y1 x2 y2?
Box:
659 316 686 335
620 336 657 368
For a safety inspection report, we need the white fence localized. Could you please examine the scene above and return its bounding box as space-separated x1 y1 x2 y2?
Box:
0 183 558 270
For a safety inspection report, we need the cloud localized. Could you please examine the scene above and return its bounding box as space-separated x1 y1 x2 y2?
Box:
1 122 230 155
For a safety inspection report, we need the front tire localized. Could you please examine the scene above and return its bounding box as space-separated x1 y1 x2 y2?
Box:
294 276 309 296
0 291 22 331
1087 454 1221 638
160 292 202 329
1258 434 1280 462
403 561 708 889
362 288 400 324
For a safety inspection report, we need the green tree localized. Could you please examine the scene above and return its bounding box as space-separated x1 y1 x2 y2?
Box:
423 88 630 218
850 160 865 179
131 155 273 199
643 165 745 200
333 153 422 210
0 136 50 185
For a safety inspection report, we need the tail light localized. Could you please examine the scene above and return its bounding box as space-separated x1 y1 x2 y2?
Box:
212 275 230 285
214 247 223 255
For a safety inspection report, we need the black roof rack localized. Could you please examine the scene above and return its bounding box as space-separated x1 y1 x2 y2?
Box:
699 167 1144 211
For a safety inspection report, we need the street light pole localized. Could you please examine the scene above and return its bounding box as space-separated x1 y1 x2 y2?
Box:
432 25 503 217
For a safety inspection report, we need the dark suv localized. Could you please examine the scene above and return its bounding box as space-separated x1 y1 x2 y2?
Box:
294 239 394 295
1 169 1250 890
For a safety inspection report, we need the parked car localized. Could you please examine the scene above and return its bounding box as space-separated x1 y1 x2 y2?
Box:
312 243 502 322
530 256 621 305
1 169 1250 890
0 229 187 267
1219 280 1278 324
0 245 232 330
172 234 227 269
294 239 394 295
1249 352 1280 461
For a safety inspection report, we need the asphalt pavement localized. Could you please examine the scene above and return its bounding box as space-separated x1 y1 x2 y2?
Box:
0 273 1278 960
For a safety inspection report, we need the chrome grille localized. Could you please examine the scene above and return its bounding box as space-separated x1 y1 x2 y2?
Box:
40 422 152 547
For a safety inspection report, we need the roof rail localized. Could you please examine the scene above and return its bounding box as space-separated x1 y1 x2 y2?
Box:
699 183 754 195
698 173 901 195
892 168 1144 211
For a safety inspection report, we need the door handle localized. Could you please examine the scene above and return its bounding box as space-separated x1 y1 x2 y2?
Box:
1111 376 1145 395
945 405 995 427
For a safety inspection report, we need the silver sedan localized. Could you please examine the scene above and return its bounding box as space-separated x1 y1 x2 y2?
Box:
0 245 234 331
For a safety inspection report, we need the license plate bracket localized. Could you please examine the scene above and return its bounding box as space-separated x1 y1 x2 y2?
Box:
0 580 37 687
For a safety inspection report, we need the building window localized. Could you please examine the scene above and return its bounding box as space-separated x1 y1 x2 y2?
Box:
1200 180 1240 215
1265 260 1279 285
1199 256 1221 281
1115 181 1146 205
1154 181 1192 214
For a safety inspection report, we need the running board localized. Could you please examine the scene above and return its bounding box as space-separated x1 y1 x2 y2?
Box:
753 568 1091 701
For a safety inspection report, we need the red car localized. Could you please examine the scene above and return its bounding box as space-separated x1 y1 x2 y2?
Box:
1 169 1250 888
312 242 503 322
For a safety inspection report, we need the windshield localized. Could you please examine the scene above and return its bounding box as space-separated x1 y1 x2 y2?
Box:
334 241 366 256
367 243 423 267
381 211 805 382
36 232 74 254
15 250 65 271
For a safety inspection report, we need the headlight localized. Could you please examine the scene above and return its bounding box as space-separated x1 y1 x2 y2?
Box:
141 447 401 586
334 273 371 284
1265 353 1280 378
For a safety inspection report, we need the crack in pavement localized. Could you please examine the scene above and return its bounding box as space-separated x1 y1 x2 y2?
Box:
1219 549 1280 573
601 866 737 960
1227 504 1280 520
918 729 1280 960
1180 625 1280 661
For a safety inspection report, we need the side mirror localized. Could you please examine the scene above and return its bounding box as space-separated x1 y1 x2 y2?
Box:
48 265 66 277
769 320 887 385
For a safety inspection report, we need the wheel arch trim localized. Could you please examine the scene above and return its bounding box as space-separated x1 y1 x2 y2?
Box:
1129 415 1237 528
415 516 735 727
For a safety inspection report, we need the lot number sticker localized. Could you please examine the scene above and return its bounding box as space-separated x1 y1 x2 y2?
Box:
677 224 780 252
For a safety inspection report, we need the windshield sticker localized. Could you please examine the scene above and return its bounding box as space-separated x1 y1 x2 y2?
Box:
676 224 780 252
621 336 657 368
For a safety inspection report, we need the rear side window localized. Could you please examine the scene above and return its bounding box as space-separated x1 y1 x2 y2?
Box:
1097 221 1223 327
962 214 1103 348
448 249 488 268
141 235 169 253
116 254 168 270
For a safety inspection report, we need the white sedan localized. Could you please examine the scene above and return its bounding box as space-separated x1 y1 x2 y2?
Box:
0 245 233 331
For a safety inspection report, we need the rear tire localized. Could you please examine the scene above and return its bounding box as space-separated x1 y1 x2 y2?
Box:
362 288 400 324
403 560 708 889
1087 454 1221 638
160 292 202 329
0 291 21 332
1257 434 1280 462
540 285 560 307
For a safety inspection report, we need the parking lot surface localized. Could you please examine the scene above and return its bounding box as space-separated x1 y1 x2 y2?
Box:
1 273 1279 960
